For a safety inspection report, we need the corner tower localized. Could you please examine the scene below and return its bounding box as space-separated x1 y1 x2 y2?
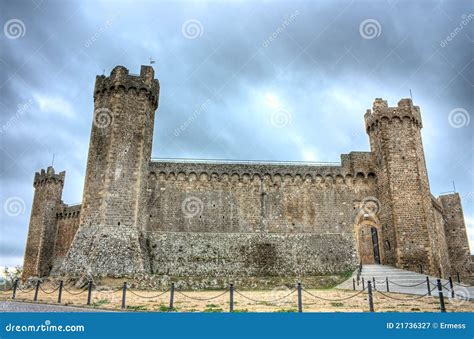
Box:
60 65 159 277
22 166 64 280
365 98 446 276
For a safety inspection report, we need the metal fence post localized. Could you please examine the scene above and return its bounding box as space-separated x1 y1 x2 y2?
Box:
448 277 454 298
33 280 40 302
12 279 18 300
121 282 127 310
372 277 376 290
229 283 234 313
169 283 175 311
385 277 389 292
87 281 93 305
367 281 374 312
352 278 356 291
361 277 365 291
297 282 303 313
437 279 446 312
426 277 431 296
57 280 63 303
456 272 460 284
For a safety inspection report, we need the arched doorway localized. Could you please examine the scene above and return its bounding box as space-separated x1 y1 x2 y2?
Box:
357 224 381 264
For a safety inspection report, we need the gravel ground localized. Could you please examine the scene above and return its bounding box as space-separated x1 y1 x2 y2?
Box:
0 301 112 312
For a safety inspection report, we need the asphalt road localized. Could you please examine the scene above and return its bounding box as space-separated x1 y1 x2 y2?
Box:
0 301 113 312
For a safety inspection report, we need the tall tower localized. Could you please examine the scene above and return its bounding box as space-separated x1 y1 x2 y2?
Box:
60 65 160 277
22 166 64 279
365 98 444 275
439 193 472 277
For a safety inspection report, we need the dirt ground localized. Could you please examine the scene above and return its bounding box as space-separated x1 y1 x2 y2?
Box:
1 284 473 312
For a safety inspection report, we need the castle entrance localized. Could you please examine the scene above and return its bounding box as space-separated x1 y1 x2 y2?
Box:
358 225 381 264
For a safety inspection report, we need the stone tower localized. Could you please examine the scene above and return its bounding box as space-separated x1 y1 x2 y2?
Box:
439 193 472 277
365 98 448 276
22 166 65 279
59 65 160 277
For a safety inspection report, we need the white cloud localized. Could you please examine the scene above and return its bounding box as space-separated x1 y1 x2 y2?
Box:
33 94 76 118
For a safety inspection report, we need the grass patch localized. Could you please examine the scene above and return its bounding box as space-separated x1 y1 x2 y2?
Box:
126 305 148 311
91 299 109 307
204 304 223 312
233 309 248 313
330 302 344 307
153 304 178 312
275 308 297 313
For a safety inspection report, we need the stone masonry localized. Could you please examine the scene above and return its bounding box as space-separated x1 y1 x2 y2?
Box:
21 65 472 282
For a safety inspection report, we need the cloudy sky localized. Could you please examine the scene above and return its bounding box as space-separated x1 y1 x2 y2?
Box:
1 0 473 268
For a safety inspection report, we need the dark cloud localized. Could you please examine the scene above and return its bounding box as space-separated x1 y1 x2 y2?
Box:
1 0 473 267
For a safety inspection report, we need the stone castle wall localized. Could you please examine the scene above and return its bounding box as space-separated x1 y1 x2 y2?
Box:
51 204 81 271
20 66 472 281
143 154 376 276
430 197 451 277
440 193 472 277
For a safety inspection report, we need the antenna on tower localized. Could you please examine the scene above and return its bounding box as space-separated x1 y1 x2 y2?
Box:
102 69 105 75
452 180 456 193
51 153 55 167
409 89 413 100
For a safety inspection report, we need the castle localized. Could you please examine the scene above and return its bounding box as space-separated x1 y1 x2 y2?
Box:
21 65 472 282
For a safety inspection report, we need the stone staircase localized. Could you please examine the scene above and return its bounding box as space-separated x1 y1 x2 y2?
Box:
337 264 473 300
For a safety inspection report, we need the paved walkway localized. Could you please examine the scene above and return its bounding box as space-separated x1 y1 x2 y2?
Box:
337 264 473 300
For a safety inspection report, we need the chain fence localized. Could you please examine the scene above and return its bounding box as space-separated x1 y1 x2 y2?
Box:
2 276 471 313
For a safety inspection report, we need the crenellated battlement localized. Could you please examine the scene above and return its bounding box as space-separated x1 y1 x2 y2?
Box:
56 203 82 220
364 98 422 132
148 152 376 185
33 166 65 188
94 65 160 108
